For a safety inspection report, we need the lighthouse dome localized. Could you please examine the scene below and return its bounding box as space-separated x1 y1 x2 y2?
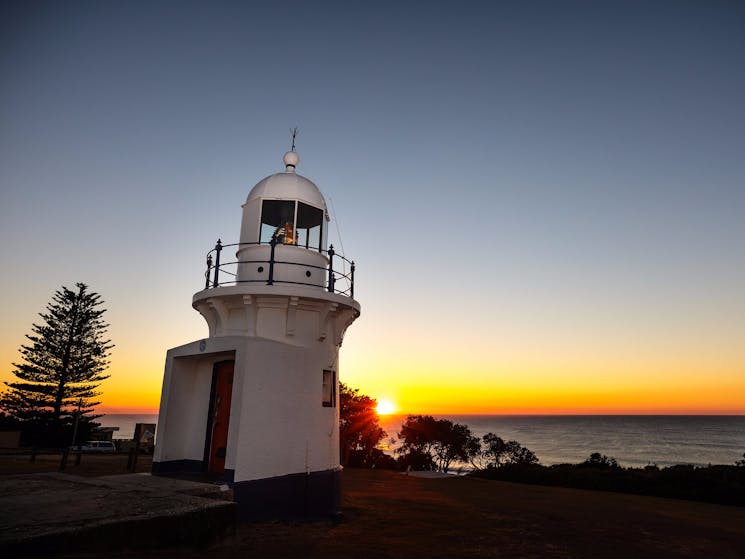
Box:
236 151 330 288
245 152 327 212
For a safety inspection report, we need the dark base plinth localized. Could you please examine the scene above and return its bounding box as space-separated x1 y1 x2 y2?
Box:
233 469 342 520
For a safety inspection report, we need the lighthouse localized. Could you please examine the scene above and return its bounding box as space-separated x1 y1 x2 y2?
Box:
152 150 360 519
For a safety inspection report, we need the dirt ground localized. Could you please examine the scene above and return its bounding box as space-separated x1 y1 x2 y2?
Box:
2 455 745 558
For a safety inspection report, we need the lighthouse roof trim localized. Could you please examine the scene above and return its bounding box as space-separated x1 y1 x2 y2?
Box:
244 151 328 216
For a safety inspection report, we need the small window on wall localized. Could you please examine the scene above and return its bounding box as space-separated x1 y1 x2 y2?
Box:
322 369 335 407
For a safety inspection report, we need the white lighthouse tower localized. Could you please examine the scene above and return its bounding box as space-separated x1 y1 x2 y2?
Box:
153 150 360 519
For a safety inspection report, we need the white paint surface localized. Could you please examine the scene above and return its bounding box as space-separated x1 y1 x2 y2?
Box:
155 154 359 485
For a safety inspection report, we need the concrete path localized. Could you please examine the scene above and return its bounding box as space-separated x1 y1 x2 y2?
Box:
0 472 236 556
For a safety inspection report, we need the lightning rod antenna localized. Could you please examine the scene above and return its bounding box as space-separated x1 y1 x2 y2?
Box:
290 127 298 152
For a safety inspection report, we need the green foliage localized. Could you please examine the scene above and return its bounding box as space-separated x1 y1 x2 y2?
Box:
472 459 745 507
396 415 481 473
481 433 539 468
581 452 619 469
339 382 387 467
0 411 23 430
0 283 113 447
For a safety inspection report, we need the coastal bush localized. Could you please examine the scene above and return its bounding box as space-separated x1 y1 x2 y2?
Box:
0 412 22 430
397 448 436 471
471 457 745 507
346 447 397 469
396 415 481 473
580 452 619 469
480 433 538 469
339 383 387 468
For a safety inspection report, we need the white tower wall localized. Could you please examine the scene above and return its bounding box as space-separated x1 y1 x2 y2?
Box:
153 151 359 519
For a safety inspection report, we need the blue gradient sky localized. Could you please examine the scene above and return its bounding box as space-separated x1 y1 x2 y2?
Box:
1 1 744 413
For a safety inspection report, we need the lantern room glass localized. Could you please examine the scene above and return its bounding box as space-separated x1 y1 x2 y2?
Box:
296 202 324 251
259 200 324 251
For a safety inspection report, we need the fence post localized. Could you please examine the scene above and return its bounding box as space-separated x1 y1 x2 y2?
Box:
327 245 335 293
268 237 277 285
131 447 139 472
205 254 213 289
127 447 136 471
350 261 355 299
58 448 69 472
212 239 222 288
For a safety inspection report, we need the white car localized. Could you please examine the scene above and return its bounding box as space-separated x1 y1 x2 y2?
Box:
78 441 116 453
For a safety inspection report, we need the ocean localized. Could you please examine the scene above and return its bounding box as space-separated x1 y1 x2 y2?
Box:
99 414 745 469
98 414 159 441
379 414 745 468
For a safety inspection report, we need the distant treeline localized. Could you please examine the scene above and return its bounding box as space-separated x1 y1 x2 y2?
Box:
471 454 745 508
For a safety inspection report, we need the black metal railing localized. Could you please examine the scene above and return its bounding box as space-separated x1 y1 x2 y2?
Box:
203 238 355 298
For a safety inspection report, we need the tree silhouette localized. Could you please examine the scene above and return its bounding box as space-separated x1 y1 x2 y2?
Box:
735 453 745 467
397 415 481 473
480 433 538 468
0 283 113 446
582 452 619 469
339 382 387 467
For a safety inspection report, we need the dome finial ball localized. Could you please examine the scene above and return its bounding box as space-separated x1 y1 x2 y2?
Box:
283 151 300 172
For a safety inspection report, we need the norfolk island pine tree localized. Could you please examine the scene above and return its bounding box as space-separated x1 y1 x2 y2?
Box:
0 283 113 447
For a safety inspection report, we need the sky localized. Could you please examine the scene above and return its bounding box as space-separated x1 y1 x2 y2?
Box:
1 0 744 415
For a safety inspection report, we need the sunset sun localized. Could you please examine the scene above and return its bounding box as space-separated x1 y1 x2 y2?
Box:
376 399 397 415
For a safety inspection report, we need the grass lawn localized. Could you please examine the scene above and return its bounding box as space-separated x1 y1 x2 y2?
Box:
2 456 745 558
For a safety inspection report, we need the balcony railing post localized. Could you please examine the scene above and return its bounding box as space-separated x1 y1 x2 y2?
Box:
268 237 276 285
212 239 222 288
350 261 355 299
327 245 335 293
205 254 213 289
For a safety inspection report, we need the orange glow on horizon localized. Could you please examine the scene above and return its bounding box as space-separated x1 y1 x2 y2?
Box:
385 383 745 416
73 364 745 417
5 332 743 417
342 362 745 417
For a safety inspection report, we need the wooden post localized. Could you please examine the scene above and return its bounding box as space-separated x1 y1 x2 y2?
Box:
59 448 69 472
131 446 139 472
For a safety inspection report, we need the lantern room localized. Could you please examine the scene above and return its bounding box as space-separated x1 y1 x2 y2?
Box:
236 152 330 287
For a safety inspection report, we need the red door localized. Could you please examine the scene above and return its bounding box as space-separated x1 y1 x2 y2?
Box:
208 361 234 474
